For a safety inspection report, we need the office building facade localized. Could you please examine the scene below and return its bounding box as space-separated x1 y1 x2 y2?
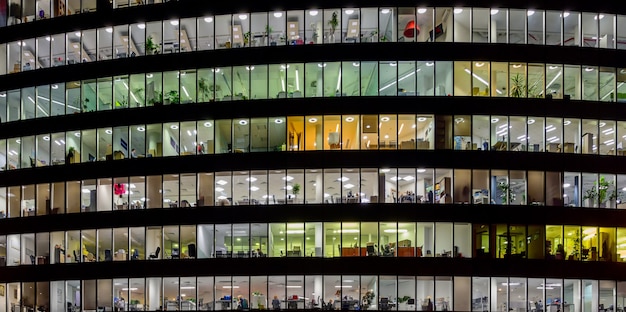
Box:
1 0 626 311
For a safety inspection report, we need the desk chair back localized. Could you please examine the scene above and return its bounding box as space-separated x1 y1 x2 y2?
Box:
73 250 80 262
105 249 113 261
149 247 161 259
30 255 35 265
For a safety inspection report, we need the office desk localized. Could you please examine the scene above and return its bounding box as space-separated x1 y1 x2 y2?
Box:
341 247 365 257
397 247 415 257
285 299 305 309
37 256 49 265
217 299 232 310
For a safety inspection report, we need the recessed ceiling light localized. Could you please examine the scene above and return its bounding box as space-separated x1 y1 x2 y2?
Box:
490 9 499 15
43 136 50 141
318 63 327 68
45 36 52 41
381 9 391 14
585 67 595 72
74 132 81 137
146 73 153 78
75 31 81 37
491 118 499 123
170 124 179 130
105 129 113 134
562 12 570 18
595 14 605 20
239 120 248 125
453 8 463 14
345 117 354 122
549 65 558 70
417 169 426 173
274 118 284 124
417 117 427 122
389 62 397 67
563 120 571 126
51 84 58 89
204 17 213 23
344 9 354 15
308 118 318 123
381 117 390 122
273 12 283 18
204 122 213 128
105 27 113 33
527 119 536 124
170 20 179 26
246 66 255 71
309 10 319 16
417 8 427 14
352 62 360 67
137 23 146 29
475 62 485 67
527 10 535 16
238 14 248 20
512 64 522 68
425 62 434 66
137 126 145 132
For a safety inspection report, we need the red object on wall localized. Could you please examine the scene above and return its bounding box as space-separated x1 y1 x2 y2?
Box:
403 20 420 38
114 183 126 195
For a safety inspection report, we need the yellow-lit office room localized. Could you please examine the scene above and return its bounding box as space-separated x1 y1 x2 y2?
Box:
1 0 626 311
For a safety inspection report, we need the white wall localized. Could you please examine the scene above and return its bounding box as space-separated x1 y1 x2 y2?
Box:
7 235 19 265
97 184 112 211
50 281 65 312
197 225 214 258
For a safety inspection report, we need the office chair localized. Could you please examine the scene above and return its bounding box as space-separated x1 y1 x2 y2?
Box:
188 244 197 258
379 298 390 311
30 255 35 265
131 249 139 260
73 250 80 263
366 246 376 256
149 247 160 259
105 249 113 262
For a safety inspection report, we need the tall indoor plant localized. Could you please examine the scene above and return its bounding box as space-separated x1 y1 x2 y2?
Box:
328 11 339 43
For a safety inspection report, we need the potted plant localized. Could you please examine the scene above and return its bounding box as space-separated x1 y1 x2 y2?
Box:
198 78 211 102
292 183 300 203
497 181 516 204
397 296 412 309
597 176 616 208
149 91 163 106
361 290 375 310
243 31 252 47
328 11 339 43
509 73 526 98
145 36 160 55
166 90 180 104
583 187 598 208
